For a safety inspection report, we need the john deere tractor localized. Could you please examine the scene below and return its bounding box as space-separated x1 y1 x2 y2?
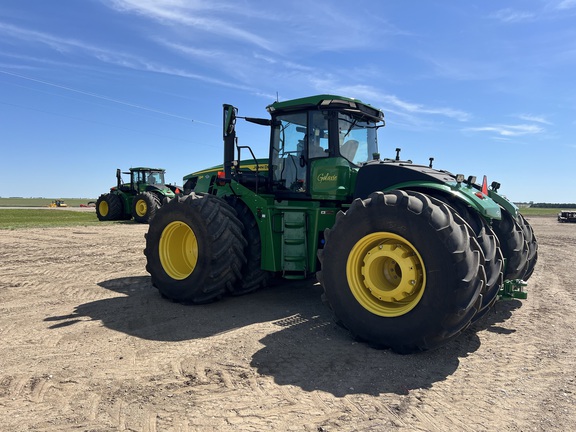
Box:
96 167 179 223
144 95 538 353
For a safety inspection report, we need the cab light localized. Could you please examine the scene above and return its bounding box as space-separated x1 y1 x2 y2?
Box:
217 170 226 186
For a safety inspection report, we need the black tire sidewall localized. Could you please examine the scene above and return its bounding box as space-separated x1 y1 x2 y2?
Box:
132 192 159 223
321 192 481 351
96 193 122 221
146 196 218 301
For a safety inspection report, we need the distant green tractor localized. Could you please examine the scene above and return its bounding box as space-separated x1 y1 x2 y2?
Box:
144 95 537 353
96 167 180 223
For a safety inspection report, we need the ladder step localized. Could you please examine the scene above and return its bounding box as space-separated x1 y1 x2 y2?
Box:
284 255 306 262
284 238 305 245
281 211 307 275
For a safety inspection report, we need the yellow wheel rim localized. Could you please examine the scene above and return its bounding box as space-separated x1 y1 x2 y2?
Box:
99 201 109 217
159 221 198 280
135 199 148 217
346 232 426 317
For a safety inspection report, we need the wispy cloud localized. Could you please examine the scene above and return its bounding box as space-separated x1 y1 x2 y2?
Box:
556 0 576 10
489 8 536 23
312 83 471 123
104 0 405 55
0 22 80 52
465 124 544 137
516 114 552 125
106 0 275 51
0 21 257 93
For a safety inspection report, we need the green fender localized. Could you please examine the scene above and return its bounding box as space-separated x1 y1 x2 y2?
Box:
487 190 519 219
385 181 502 221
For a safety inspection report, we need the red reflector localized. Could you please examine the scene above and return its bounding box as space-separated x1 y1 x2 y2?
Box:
481 175 488 195
216 171 226 186
475 192 485 199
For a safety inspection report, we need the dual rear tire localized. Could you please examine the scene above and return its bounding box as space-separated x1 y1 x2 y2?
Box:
96 193 123 221
318 190 485 354
145 193 271 304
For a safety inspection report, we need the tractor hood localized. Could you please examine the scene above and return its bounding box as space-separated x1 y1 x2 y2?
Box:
354 159 503 219
354 160 456 199
145 184 176 197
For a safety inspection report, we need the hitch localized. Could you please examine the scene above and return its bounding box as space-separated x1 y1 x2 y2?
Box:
498 279 528 300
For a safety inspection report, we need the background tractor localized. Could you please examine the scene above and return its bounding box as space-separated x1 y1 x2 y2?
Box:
144 95 538 353
558 210 576 223
49 199 68 207
96 167 180 223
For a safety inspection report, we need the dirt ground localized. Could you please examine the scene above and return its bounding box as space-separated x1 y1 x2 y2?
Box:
0 215 575 431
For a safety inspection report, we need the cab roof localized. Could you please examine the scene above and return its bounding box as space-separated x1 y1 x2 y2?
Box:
129 167 165 172
266 94 384 123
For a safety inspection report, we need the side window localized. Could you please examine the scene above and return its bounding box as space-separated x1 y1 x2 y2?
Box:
308 111 329 159
271 112 307 191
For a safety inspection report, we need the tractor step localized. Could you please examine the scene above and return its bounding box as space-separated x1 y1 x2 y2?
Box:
281 211 308 278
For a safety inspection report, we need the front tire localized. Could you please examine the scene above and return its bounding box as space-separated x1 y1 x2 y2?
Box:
132 192 161 223
144 193 246 304
317 190 485 354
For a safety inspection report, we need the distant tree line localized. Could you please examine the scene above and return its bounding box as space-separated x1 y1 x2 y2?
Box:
529 203 576 208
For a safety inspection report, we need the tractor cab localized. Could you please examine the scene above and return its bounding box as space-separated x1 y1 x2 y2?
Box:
130 168 166 193
115 167 167 195
266 95 382 201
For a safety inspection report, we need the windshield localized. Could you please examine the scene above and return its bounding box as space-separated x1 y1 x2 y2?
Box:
338 113 378 165
133 170 165 185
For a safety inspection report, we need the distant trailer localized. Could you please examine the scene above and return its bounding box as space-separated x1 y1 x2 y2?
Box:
558 210 576 223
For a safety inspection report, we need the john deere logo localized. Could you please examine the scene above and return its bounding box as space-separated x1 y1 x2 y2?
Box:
317 172 338 182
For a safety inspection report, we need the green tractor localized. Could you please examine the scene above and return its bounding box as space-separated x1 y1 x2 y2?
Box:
144 95 538 353
96 167 180 223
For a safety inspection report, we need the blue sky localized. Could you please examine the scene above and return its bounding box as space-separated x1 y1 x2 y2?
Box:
1 0 575 202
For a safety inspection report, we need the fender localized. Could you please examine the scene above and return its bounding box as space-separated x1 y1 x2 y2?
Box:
354 162 502 220
384 180 502 220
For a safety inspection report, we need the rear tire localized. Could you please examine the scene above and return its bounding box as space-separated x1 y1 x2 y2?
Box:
317 190 485 354
132 192 161 224
426 194 503 321
517 214 538 281
492 208 529 280
224 196 271 295
144 193 246 304
96 193 123 221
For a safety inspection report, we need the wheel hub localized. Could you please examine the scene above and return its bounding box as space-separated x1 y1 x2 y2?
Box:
159 221 198 280
135 199 148 217
361 242 420 302
99 201 109 216
347 232 426 317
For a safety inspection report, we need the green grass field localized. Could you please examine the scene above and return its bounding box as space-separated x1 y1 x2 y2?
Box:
0 197 96 207
0 209 132 229
519 207 569 217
